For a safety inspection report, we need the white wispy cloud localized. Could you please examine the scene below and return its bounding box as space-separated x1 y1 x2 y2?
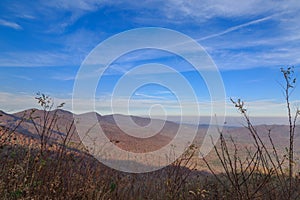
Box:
198 15 275 41
208 44 300 70
12 75 32 81
163 0 300 21
0 19 22 30
1 0 300 70
154 90 173 95
0 51 78 67
0 27 103 67
134 92 168 100
51 75 76 81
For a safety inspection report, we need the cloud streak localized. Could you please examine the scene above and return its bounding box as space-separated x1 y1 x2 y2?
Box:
0 19 22 30
198 15 275 41
134 92 168 100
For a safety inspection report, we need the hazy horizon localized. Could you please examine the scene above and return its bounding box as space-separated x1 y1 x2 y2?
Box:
0 107 293 127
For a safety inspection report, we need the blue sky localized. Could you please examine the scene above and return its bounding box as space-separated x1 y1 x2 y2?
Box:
0 0 300 119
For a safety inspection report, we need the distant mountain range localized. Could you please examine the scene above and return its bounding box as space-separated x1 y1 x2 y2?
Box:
0 109 204 153
1 108 300 155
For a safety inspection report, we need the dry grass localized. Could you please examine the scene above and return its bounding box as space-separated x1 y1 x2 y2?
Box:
1 128 300 200
0 131 202 199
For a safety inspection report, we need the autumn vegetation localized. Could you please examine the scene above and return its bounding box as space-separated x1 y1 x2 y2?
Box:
0 67 299 199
